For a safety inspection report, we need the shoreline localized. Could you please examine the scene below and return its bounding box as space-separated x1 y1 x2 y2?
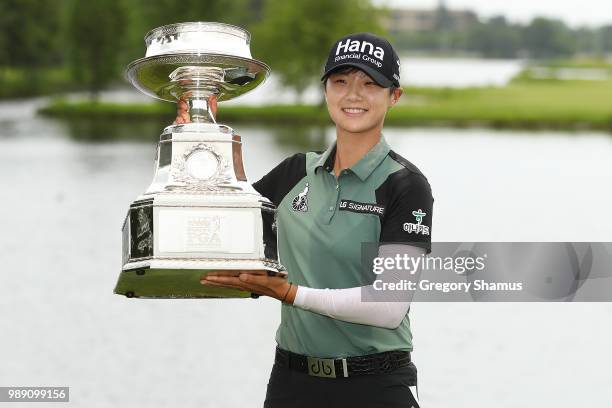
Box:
38 94 612 132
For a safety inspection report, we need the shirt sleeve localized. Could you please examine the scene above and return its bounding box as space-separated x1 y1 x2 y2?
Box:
379 173 434 254
292 244 425 329
252 153 306 206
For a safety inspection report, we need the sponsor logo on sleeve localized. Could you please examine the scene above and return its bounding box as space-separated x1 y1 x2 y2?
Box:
339 199 385 217
403 209 429 235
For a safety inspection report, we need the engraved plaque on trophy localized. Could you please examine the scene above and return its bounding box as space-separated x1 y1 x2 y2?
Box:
113 22 284 298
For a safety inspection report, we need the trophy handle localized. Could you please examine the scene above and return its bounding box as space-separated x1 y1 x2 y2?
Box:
232 134 247 182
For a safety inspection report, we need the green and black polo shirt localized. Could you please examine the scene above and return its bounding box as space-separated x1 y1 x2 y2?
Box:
253 136 434 358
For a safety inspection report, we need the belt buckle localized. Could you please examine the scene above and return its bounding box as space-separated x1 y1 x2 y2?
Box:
307 356 339 378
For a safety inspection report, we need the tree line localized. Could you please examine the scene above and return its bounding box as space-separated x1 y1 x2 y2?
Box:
0 0 381 99
1 0 611 99
391 14 612 59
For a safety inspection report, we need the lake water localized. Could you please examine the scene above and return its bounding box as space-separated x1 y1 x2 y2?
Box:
228 56 525 105
1 80 612 407
64 57 524 106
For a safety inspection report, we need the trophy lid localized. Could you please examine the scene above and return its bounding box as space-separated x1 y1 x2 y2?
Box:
126 22 269 103
144 22 252 59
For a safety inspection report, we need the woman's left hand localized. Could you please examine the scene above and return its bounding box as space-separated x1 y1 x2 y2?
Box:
200 271 297 304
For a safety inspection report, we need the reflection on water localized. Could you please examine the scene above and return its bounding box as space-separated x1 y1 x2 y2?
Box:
1 109 612 408
62 116 330 152
262 124 328 151
64 117 169 142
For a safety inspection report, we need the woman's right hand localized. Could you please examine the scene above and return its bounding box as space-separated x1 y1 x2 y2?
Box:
173 99 191 125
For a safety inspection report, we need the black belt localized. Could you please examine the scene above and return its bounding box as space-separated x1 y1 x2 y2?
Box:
274 346 411 379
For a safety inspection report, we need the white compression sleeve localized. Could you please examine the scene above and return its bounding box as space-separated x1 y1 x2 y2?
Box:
292 244 426 329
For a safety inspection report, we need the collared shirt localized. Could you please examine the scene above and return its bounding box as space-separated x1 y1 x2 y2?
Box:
253 136 434 358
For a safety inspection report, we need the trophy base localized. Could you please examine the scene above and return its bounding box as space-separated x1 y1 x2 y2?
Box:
115 259 286 299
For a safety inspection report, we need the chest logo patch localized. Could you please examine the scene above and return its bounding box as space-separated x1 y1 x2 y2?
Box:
339 199 385 216
403 209 430 235
291 183 309 212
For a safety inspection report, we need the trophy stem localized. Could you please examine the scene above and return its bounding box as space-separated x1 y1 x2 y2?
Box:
169 66 225 124
189 97 216 123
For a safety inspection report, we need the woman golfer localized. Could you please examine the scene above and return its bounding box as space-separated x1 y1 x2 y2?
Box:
179 32 434 407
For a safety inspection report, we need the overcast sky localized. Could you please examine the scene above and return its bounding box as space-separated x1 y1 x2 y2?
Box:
373 0 612 28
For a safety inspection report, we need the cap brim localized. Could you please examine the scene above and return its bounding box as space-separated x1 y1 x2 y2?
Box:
321 62 393 88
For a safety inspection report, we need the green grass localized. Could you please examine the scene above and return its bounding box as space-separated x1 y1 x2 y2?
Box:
39 78 612 132
391 80 612 130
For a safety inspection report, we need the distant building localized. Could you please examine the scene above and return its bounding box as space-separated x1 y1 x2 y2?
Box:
383 7 479 33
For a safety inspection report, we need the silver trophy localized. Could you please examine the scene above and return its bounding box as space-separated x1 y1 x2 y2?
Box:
114 22 284 299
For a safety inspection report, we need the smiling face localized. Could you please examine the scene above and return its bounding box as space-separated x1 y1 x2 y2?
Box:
324 67 402 136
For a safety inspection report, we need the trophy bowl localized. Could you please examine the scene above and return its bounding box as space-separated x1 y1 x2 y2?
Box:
126 22 270 103
114 22 285 299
